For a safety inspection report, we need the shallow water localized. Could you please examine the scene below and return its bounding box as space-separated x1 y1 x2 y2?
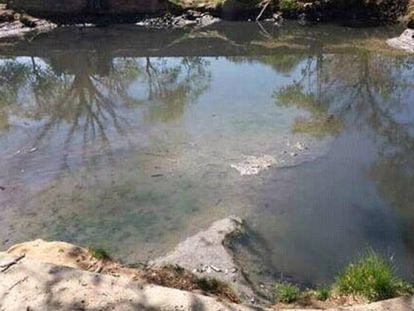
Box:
0 21 413 286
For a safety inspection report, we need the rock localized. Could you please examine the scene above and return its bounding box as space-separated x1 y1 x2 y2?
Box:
230 155 277 176
272 12 283 21
136 12 219 29
151 216 257 303
210 265 221 272
387 29 414 53
0 16 56 40
198 14 220 28
294 142 305 151
185 10 203 20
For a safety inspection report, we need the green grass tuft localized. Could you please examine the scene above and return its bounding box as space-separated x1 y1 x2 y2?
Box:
315 287 330 301
90 248 111 260
275 282 301 303
335 250 412 301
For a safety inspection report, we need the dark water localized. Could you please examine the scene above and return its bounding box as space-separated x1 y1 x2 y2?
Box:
0 22 413 287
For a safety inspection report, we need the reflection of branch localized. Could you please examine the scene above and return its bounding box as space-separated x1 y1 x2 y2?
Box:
256 0 271 21
256 21 272 39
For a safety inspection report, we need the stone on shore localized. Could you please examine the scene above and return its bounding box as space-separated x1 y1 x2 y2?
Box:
0 5 56 41
386 29 414 53
151 216 258 303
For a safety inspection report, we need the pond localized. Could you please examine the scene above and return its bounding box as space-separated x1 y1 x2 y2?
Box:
0 21 413 287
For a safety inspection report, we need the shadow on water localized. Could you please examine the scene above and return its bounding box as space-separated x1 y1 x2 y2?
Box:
0 22 414 287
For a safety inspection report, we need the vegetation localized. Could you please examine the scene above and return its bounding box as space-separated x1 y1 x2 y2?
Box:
90 248 112 260
273 250 413 305
279 0 300 11
197 277 228 293
3 0 411 24
196 277 239 302
274 282 301 303
141 266 239 303
314 287 330 301
335 250 413 301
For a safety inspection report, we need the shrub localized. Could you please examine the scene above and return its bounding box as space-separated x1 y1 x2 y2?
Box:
335 250 412 301
275 282 301 303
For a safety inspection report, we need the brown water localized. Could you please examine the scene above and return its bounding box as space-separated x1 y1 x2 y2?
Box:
0 22 413 287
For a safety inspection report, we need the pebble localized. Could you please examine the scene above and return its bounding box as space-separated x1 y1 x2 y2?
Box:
295 142 305 151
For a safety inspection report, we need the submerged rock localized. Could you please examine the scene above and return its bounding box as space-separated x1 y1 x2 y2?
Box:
387 29 414 53
231 155 277 176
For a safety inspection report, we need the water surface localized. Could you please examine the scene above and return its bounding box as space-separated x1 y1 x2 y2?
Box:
0 22 413 287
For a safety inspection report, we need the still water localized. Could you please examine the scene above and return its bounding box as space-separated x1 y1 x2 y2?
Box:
0 22 413 287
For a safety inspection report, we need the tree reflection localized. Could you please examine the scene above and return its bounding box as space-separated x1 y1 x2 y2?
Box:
142 57 210 122
0 54 210 164
269 49 414 269
0 60 32 132
273 52 413 139
28 54 139 148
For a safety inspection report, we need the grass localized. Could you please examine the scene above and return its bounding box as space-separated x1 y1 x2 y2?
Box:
90 248 112 260
334 250 413 301
314 287 330 301
275 282 301 303
273 250 413 306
